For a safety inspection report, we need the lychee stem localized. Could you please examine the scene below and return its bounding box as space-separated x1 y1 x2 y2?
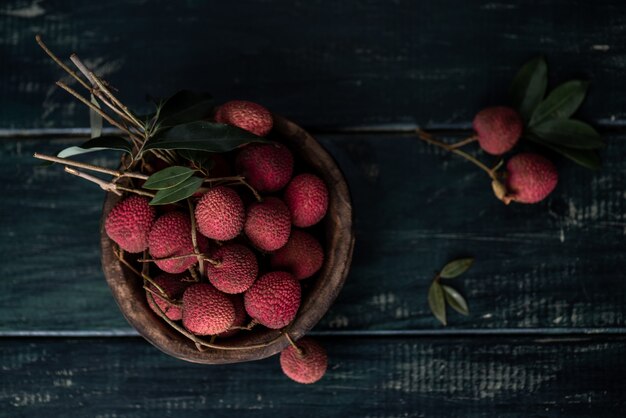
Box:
143 285 182 307
448 135 478 149
284 332 304 356
137 252 219 266
146 291 292 351
187 199 205 274
416 129 497 180
63 167 155 198
56 81 142 144
33 153 149 180
35 34 91 91
111 246 168 296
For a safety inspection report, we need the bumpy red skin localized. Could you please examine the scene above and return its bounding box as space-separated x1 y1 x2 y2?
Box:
105 196 156 253
244 271 301 329
244 197 292 251
148 212 209 274
473 106 523 155
505 153 558 204
215 100 273 137
284 174 329 227
146 273 191 321
270 230 324 280
195 186 245 241
236 143 294 193
218 294 248 338
206 243 258 294
182 283 235 335
280 337 328 384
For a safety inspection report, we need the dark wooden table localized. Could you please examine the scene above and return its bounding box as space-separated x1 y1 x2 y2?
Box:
1 1 625 416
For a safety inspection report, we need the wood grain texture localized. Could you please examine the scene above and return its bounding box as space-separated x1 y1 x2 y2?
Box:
1 0 626 131
2 133 624 332
1 336 625 417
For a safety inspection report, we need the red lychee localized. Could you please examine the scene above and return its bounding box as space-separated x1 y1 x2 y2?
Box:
145 273 191 321
195 186 245 241
148 212 209 274
473 106 523 155
280 337 328 384
284 174 329 227
215 100 273 137
504 153 558 204
244 271 301 329
244 197 291 251
218 294 248 338
236 143 294 193
105 196 156 253
206 243 258 294
270 230 324 280
182 283 235 335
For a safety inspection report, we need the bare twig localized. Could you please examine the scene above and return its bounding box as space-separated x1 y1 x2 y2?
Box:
33 153 148 180
35 35 91 90
64 167 154 198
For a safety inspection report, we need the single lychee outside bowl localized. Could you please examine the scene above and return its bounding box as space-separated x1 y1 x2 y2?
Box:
100 115 355 364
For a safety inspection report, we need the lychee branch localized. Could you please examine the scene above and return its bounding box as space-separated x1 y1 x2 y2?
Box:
112 246 167 296
35 35 91 91
63 167 155 198
284 332 303 356
415 129 497 180
448 135 478 149
33 153 149 180
137 252 220 266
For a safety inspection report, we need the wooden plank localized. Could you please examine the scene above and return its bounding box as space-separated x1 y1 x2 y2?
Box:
0 336 624 416
1 134 624 332
1 0 625 130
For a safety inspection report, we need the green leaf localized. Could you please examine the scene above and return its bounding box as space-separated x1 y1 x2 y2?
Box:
157 90 214 128
526 135 602 170
57 136 133 159
442 285 469 316
143 121 269 153
509 56 548 121
440 258 474 279
143 166 196 190
89 94 103 139
149 176 203 205
529 80 589 127
530 119 604 149
428 281 446 326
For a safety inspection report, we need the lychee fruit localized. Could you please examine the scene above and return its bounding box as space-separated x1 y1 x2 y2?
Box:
218 294 248 338
270 230 324 280
504 153 558 204
206 243 258 294
105 196 156 253
215 100 273 137
195 186 245 241
145 273 191 321
284 174 329 227
244 271 301 329
280 337 328 384
244 197 291 251
473 106 523 155
148 211 209 274
236 143 294 193
182 283 235 335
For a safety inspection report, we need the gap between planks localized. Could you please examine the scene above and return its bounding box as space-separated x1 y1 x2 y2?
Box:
2 328 626 339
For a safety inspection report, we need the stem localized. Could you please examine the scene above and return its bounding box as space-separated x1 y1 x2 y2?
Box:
187 199 205 275
33 153 148 180
146 292 290 351
143 285 181 307
284 332 303 356
56 81 137 138
35 35 91 91
448 135 477 150
138 252 219 266
112 246 166 296
64 167 155 198
89 71 144 129
416 129 496 180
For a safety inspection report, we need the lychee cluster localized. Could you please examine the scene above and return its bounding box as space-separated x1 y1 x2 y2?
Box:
104 100 330 384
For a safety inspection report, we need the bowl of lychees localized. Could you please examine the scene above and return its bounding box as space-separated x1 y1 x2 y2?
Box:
33 37 354 383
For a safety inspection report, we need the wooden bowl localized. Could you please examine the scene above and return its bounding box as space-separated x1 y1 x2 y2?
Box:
100 115 355 364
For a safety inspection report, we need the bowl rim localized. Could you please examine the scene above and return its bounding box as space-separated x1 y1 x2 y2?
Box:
101 114 354 364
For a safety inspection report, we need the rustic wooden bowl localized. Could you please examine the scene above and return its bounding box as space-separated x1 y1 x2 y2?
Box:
100 115 354 364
